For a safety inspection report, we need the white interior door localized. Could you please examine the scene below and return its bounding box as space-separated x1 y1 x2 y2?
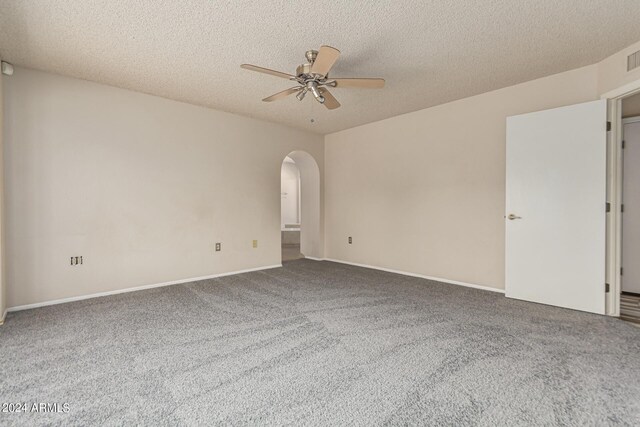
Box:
622 119 640 294
506 100 607 314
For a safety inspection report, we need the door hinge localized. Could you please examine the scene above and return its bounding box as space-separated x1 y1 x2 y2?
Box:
606 202 611 212
622 204 625 213
605 283 610 293
622 140 626 149
621 267 624 276
607 121 612 131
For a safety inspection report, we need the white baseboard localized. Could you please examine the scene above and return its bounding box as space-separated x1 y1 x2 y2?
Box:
324 258 504 294
7 264 283 313
5 259 503 314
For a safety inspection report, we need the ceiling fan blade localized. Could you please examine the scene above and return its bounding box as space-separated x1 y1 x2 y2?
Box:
331 78 385 88
319 88 341 110
262 87 302 102
241 64 295 80
310 45 340 76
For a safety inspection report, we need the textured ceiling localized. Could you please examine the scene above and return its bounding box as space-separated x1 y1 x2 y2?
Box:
1 1 640 135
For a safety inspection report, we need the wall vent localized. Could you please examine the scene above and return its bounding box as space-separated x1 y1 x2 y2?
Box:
628 50 640 72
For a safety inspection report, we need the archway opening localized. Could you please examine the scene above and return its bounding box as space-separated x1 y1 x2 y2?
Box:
281 156 302 261
280 151 320 262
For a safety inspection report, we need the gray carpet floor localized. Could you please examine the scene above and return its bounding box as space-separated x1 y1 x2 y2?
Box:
1 259 640 426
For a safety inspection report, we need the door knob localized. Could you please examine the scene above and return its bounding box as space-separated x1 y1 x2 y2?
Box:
507 214 522 220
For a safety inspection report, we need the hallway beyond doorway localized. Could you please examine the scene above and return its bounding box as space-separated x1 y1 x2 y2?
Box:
282 244 303 262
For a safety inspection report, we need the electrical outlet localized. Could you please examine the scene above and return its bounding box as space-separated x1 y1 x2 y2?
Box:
70 256 83 266
348 236 352 244
253 240 258 248
215 242 221 252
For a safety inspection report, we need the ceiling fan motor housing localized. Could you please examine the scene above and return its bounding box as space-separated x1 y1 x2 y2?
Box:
296 63 313 77
296 58 328 104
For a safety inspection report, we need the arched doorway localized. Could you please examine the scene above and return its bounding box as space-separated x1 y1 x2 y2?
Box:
280 151 320 262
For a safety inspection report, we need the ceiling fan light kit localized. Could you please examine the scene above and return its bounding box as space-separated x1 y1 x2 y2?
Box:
241 46 385 110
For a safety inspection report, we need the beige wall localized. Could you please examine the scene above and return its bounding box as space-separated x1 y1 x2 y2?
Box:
622 92 640 118
3 67 323 308
0 70 5 321
598 39 640 96
5 38 640 309
325 65 600 290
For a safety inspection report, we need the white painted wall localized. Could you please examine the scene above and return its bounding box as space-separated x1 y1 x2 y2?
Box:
325 65 600 290
280 159 300 227
3 67 323 308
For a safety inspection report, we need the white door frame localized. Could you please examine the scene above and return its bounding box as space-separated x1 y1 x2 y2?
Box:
601 78 640 316
620 116 640 296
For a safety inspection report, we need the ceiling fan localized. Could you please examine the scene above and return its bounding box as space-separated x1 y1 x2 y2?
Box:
241 46 384 110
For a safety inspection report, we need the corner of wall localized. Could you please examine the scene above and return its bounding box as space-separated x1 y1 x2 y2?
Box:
597 39 640 96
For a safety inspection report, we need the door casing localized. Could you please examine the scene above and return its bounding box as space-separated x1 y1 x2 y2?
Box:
602 78 640 316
